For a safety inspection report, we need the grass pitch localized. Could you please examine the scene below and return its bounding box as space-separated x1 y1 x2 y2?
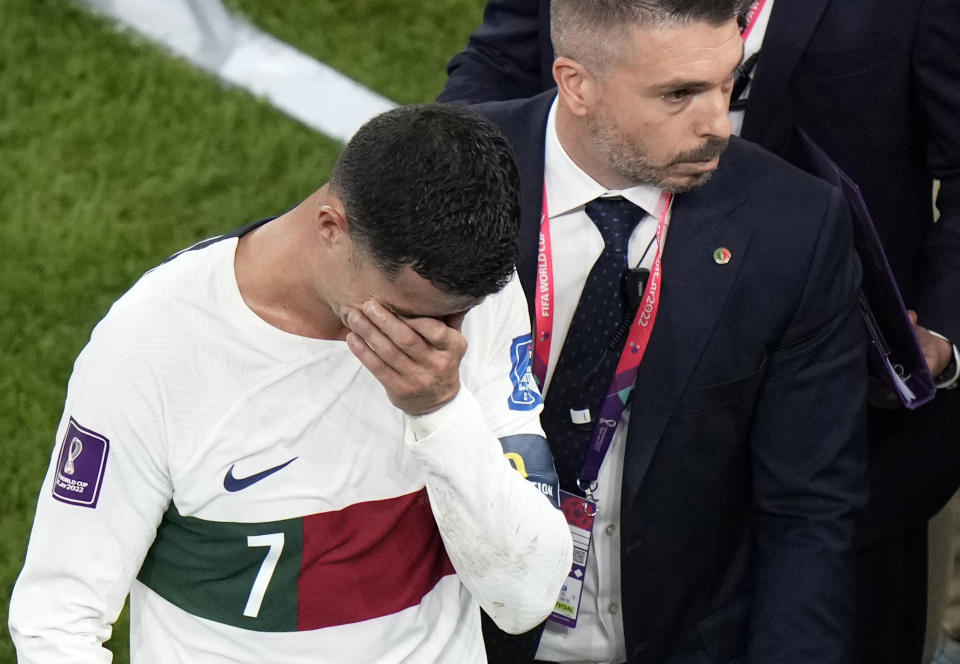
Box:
223 0 485 104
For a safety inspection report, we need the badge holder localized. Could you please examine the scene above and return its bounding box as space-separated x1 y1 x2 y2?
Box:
548 489 597 627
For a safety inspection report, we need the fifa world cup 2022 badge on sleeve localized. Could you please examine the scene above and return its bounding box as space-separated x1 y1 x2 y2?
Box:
549 490 597 627
52 417 109 508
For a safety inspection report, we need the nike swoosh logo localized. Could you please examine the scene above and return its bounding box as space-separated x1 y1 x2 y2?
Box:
223 457 298 492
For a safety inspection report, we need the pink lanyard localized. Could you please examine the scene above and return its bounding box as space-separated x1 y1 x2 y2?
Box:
533 188 673 490
741 0 769 41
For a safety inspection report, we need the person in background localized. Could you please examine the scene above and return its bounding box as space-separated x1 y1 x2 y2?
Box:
441 0 960 661
453 0 869 661
8 103 572 664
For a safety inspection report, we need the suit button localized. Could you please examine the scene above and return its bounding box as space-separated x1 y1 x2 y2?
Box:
608 602 620 615
605 524 616 536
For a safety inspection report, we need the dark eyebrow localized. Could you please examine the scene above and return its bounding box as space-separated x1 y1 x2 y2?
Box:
653 45 745 94
652 78 712 94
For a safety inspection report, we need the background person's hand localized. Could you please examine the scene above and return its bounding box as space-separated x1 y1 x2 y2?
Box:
345 300 468 415
907 309 953 376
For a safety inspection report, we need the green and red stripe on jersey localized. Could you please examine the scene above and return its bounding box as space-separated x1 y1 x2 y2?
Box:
137 488 455 631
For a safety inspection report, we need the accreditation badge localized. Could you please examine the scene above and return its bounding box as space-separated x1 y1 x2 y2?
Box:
547 489 596 627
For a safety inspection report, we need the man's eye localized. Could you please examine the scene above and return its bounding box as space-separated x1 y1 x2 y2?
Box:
663 89 690 103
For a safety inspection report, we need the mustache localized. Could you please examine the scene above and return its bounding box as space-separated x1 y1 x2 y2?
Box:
670 137 730 165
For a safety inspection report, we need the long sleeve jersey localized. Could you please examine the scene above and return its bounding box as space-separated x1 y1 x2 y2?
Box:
9 235 571 663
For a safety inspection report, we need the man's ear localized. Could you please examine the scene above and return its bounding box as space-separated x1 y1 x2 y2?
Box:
554 56 596 118
316 194 350 247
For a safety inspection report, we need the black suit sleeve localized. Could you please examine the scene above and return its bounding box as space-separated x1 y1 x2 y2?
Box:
862 0 960 544
437 0 548 104
747 187 867 664
913 0 960 346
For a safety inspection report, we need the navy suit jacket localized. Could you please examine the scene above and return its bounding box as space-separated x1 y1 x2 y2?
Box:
443 5 960 660
473 92 867 664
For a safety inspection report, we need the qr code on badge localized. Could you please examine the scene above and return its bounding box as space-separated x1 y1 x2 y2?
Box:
573 547 587 566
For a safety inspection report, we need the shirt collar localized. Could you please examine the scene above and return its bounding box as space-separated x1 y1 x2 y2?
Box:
544 97 664 219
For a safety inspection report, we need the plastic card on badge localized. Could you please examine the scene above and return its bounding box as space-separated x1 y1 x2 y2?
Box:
569 408 592 425
549 490 597 628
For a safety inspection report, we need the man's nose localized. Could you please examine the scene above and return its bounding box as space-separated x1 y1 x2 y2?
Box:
696 88 733 139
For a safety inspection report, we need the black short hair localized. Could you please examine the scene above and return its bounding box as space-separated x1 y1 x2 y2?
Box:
551 0 750 72
329 104 520 300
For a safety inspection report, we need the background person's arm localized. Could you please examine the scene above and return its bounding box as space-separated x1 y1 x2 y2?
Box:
438 0 551 104
912 0 960 365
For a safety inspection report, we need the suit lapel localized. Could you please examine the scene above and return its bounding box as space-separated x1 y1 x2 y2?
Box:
514 130 546 327
741 0 830 145
621 159 753 507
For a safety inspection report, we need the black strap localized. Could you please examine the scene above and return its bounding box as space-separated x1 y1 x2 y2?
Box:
729 51 761 112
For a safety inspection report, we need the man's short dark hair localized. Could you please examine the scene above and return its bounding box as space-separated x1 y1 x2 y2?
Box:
329 104 520 300
551 0 750 74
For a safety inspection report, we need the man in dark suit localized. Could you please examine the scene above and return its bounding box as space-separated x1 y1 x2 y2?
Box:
441 1 960 662
450 1 868 662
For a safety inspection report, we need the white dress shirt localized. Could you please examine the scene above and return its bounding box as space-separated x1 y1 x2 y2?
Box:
535 99 666 664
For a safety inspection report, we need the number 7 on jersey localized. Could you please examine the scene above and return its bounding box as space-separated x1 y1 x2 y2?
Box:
244 533 285 618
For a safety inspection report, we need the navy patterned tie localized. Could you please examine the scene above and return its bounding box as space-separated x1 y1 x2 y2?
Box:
542 197 644 490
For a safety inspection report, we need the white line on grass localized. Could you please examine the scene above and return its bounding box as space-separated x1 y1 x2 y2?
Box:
76 0 397 143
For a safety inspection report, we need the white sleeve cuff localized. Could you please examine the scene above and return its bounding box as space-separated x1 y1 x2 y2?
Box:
404 389 464 442
928 330 959 390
